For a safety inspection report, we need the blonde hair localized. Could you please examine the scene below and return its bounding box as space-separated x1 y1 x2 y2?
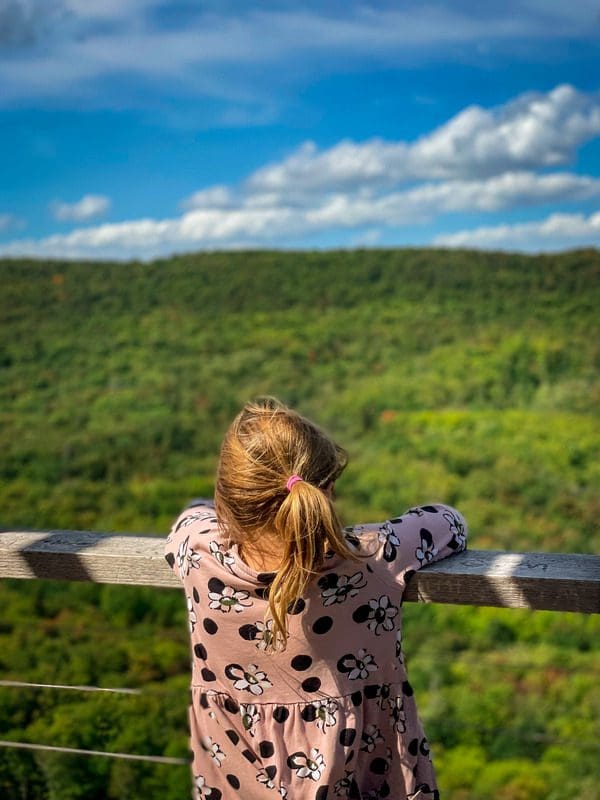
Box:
214 397 359 651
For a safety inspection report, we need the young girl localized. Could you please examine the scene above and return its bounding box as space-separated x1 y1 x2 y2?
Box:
165 398 468 800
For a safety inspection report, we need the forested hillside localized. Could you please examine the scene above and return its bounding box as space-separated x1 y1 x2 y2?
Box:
1 248 598 799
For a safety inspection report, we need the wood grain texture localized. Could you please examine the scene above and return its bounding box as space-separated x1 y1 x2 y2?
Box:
1 530 598 613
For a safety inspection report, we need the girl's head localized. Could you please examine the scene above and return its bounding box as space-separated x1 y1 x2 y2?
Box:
214 397 357 650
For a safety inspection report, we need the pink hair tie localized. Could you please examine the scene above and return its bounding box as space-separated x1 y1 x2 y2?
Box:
286 474 304 492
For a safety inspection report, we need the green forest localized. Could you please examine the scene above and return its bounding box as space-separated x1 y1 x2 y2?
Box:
0 247 598 800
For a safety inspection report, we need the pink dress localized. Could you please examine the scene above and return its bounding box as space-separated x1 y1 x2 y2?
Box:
165 501 467 800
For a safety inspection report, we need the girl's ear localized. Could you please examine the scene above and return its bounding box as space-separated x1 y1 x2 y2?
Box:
324 482 336 500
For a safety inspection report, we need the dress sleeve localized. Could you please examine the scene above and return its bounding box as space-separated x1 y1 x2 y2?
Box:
348 503 468 590
164 499 218 583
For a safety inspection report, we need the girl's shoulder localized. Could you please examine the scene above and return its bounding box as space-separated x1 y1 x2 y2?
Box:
164 499 222 582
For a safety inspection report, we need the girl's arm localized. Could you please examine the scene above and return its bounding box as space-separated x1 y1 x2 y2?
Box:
349 503 468 589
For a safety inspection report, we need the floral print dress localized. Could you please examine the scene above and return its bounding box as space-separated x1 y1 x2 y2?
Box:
164 501 468 800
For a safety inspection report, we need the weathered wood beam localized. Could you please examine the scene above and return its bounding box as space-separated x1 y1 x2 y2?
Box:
0 530 598 613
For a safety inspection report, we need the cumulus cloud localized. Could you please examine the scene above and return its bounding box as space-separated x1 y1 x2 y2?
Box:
248 85 600 193
3 169 600 259
3 85 599 259
433 211 600 251
50 194 111 222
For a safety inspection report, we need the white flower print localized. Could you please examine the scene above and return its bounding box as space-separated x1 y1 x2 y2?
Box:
443 509 467 551
204 738 225 766
278 786 288 798
360 723 384 752
254 619 283 652
314 699 338 731
415 529 438 565
256 770 276 790
288 747 326 780
240 702 261 735
175 512 214 532
209 540 235 571
193 775 217 799
318 571 367 606
390 697 407 733
378 521 401 562
176 535 202 578
208 585 252 613
176 536 189 578
187 595 197 633
365 595 398 635
226 663 272 695
337 648 378 680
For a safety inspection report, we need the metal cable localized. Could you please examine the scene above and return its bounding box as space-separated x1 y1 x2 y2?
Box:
0 680 141 695
0 740 188 765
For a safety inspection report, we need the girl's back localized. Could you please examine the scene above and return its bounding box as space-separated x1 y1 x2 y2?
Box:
164 399 467 799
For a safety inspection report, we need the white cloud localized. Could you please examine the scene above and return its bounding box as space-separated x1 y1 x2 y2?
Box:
3 169 599 259
249 86 600 193
3 85 599 259
180 186 235 211
50 194 111 222
433 211 600 251
1 3 599 108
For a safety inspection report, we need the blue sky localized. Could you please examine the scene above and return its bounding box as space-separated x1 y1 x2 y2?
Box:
1 0 599 260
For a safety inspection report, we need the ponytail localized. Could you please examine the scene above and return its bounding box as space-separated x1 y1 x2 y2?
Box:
268 480 359 651
214 397 362 652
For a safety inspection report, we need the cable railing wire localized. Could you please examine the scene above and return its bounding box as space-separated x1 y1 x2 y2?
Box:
0 740 188 765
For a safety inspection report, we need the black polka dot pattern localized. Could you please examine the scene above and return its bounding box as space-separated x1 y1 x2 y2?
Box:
203 617 218 635
351 690 362 706
302 676 322 693
224 698 239 714
312 615 333 634
207 576 225 594
238 623 259 641
194 643 207 660
201 667 216 682
273 706 289 723
226 774 240 789
291 654 313 671
339 728 356 747
370 757 389 775
259 740 275 758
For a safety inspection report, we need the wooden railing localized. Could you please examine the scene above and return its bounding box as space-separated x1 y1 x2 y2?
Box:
0 528 598 770
1 528 599 613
